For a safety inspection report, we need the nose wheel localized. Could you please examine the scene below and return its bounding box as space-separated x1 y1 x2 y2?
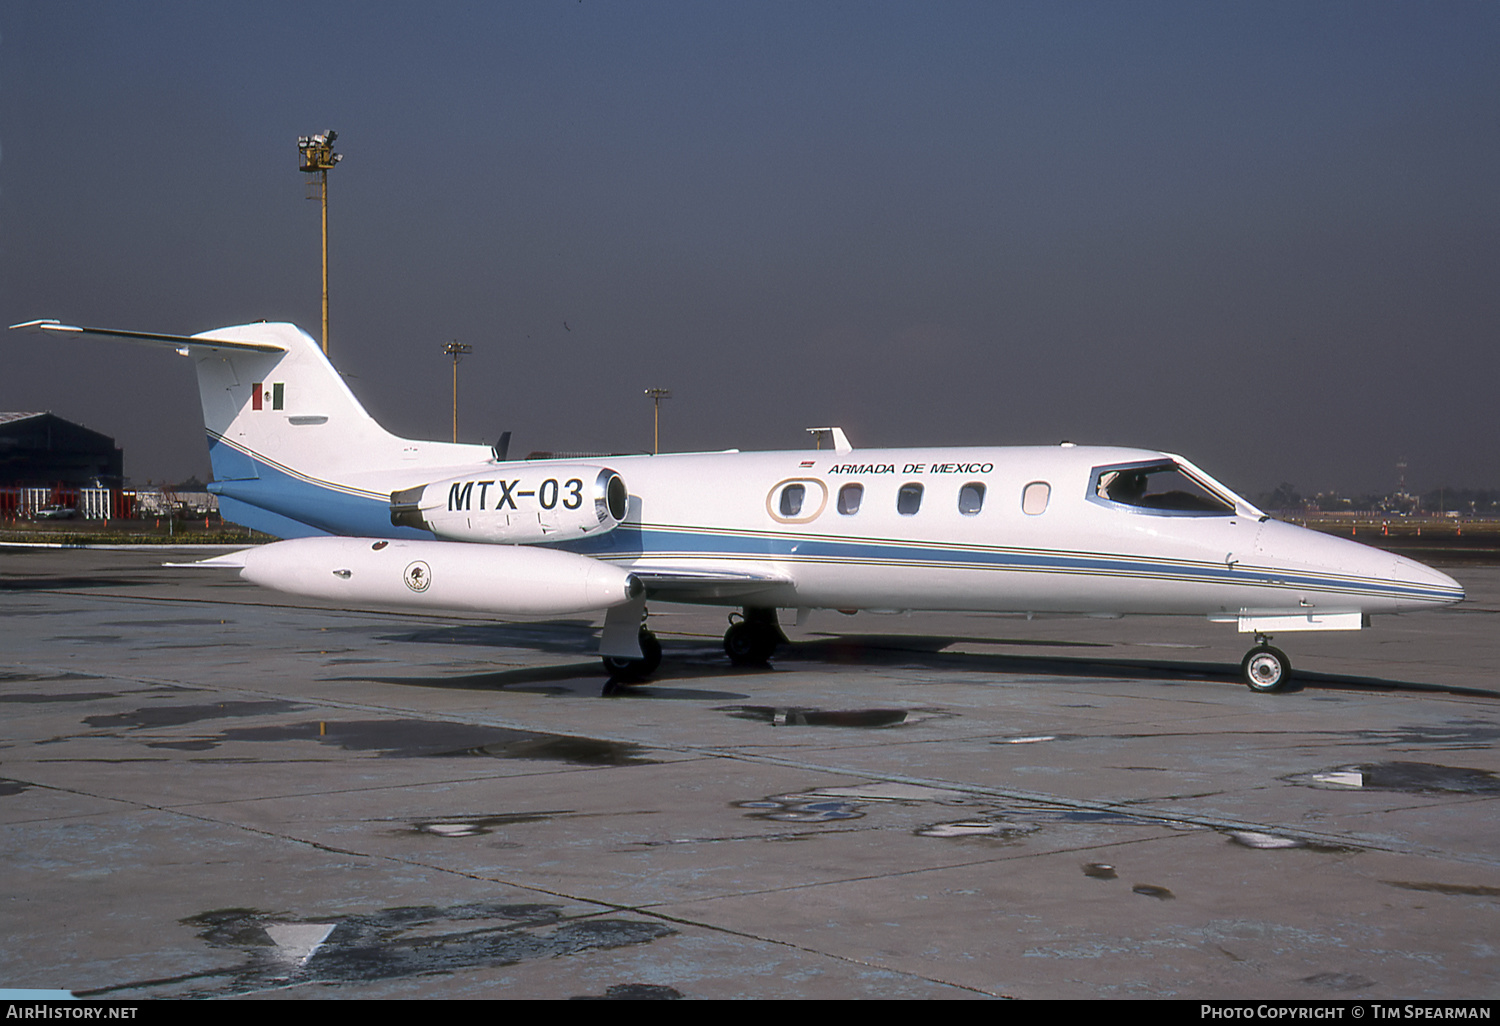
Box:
1241 637 1291 693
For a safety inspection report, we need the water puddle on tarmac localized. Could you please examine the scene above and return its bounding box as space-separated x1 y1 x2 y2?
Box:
95 709 656 764
739 796 866 822
84 701 307 729
80 903 675 998
410 811 573 838
1223 830 1362 854
720 705 945 728
1284 761 1500 795
738 782 969 823
738 780 1203 844
915 819 1039 841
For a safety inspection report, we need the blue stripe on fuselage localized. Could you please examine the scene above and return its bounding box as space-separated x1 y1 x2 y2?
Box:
562 526 1460 605
207 436 434 540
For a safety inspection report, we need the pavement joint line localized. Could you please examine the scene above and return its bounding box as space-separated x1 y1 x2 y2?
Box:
34 782 1006 999
11 660 1500 872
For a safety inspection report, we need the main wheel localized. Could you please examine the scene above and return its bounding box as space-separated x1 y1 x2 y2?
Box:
724 621 778 666
1241 645 1290 693
601 629 662 681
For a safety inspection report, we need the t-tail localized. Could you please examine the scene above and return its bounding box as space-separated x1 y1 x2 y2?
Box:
10 320 491 538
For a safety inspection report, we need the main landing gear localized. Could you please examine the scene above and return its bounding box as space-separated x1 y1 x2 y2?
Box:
1241 634 1291 693
600 605 784 683
724 607 784 666
600 621 662 681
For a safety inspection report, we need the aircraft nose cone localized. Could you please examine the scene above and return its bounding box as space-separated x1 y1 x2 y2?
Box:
1390 553 1465 606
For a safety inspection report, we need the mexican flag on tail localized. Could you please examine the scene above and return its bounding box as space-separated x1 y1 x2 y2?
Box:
251 383 285 411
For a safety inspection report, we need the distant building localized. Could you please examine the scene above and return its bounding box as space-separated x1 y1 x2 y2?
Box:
0 412 124 489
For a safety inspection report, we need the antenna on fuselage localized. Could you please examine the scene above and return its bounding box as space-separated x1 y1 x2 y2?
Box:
805 427 852 453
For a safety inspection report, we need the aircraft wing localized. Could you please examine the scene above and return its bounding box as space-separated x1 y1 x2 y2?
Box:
10 320 287 354
628 566 791 601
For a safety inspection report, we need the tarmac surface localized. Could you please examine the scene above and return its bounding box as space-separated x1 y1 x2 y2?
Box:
2 546 1498 1000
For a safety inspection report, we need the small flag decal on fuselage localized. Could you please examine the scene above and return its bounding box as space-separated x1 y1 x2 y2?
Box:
251 383 285 411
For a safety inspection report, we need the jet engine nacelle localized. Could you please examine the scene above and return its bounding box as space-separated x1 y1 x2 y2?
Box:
390 465 629 543
237 536 642 616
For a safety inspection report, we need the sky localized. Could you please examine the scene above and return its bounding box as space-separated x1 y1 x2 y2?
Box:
2 1 1497 497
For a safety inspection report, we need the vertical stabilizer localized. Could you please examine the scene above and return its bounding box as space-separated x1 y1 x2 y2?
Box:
11 319 491 538
190 323 403 484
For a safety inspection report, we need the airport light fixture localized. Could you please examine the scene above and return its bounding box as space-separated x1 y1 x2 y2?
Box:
644 388 671 454
297 130 342 355
444 341 473 443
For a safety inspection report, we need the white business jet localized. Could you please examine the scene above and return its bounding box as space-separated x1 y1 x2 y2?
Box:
12 319 1464 692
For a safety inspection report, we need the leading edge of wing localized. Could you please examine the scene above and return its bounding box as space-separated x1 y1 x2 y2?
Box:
629 565 789 601
9 319 286 354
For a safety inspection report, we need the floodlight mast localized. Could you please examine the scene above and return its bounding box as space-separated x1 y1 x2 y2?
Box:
297 130 342 355
444 341 473 443
644 387 671 454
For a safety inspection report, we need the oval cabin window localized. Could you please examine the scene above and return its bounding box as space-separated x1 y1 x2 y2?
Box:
765 478 829 523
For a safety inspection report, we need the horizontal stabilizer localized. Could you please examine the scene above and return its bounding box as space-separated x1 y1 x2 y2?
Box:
10 319 286 354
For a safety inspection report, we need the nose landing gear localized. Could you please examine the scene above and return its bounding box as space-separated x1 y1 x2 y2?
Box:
1241 634 1291 693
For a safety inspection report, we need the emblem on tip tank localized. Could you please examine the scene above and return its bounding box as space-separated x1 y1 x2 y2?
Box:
403 561 432 593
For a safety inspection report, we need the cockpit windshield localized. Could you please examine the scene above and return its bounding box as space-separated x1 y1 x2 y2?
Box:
1091 460 1239 516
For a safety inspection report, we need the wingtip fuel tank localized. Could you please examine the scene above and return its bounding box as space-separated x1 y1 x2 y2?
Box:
236 536 643 617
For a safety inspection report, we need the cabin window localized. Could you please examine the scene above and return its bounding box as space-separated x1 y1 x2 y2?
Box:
765 478 829 523
838 483 864 515
897 482 924 515
1022 481 1050 515
958 482 985 515
1091 461 1236 516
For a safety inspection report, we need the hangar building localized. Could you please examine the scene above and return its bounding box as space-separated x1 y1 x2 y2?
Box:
0 412 124 489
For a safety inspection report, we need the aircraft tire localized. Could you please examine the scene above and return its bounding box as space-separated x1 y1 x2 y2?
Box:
724 621 777 666
1241 645 1290 693
601 629 663 681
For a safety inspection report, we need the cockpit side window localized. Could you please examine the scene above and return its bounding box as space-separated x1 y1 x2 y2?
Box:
1091 461 1236 516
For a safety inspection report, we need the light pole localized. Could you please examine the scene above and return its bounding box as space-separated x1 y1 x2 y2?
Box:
644 388 671 454
298 130 342 355
441 342 471 444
